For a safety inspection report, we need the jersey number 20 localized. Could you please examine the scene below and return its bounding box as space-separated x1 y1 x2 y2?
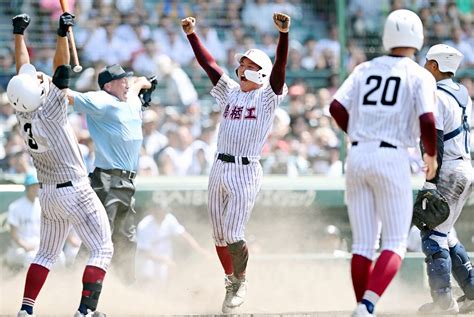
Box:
363 75 401 106
23 123 39 150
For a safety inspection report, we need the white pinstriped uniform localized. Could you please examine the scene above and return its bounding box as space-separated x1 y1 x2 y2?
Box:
209 74 287 246
430 79 473 249
334 56 437 259
16 83 113 270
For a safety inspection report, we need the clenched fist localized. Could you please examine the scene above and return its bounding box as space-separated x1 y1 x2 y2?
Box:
181 17 196 35
273 12 291 33
57 12 75 37
12 13 30 35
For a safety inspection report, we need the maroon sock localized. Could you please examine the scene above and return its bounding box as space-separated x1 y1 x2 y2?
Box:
351 254 373 302
366 250 402 296
82 265 106 297
22 263 50 309
216 246 234 275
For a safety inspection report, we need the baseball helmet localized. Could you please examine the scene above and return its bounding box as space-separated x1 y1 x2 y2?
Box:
426 44 463 75
235 49 273 85
7 63 44 112
382 9 424 51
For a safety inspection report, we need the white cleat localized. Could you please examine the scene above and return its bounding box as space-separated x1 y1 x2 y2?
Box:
17 311 35 317
222 275 236 314
351 304 374 317
229 279 247 308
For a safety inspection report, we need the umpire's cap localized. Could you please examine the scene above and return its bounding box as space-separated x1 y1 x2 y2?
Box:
98 64 133 89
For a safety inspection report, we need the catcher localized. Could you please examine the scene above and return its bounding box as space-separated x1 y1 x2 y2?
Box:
414 44 474 314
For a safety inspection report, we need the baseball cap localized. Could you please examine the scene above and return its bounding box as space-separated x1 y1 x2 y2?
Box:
98 64 133 89
426 44 464 75
24 171 39 187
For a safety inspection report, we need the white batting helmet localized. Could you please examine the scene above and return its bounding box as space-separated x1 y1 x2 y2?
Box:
426 44 463 75
235 49 273 85
7 63 44 112
383 9 424 51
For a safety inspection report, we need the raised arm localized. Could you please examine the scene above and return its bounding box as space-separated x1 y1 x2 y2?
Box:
182 17 223 86
12 14 31 73
53 12 74 73
270 13 290 95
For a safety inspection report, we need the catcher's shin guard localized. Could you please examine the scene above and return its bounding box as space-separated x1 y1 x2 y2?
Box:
228 241 249 279
422 234 452 297
450 243 474 299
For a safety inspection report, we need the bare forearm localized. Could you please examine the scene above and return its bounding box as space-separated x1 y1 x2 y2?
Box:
14 35 30 73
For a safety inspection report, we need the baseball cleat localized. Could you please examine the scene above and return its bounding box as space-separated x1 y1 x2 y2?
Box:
222 275 236 313
229 278 247 308
459 297 474 313
351 304 374 317
17 311 35 317
418 298 459 314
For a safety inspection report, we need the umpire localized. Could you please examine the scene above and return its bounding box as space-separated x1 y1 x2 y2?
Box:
68 64 156 284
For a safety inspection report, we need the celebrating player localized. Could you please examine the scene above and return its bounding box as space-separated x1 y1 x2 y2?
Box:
8 13 113 317
182 12 290 313
329 9 438 317
417 44 474 314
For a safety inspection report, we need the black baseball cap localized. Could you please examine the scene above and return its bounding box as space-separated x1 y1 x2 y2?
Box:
98 64 133 89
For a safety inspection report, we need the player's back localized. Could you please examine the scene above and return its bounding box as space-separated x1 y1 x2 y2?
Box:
16 84 87 184
339 55 436 148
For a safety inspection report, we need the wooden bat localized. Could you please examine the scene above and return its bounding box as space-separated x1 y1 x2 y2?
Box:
59 0 82 72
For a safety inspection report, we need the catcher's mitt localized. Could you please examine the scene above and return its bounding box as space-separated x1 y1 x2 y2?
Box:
412 189 450 230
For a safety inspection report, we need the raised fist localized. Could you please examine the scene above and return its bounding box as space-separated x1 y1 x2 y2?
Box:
273 12 291 33
57 12 75 37
12 14 30 35
181 17 196 35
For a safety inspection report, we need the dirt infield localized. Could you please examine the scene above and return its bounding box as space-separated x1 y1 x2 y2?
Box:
1 257 432 317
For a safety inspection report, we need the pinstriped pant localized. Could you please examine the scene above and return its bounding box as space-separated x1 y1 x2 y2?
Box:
208 159 263 246
34 178 113 270
346 142 412 260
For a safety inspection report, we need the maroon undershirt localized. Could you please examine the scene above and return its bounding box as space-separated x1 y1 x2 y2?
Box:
329 99 437 156
187 32 288 95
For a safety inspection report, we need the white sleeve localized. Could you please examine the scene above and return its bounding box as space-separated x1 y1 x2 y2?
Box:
262 83 288 113
210 74 239 111
414 69 437 117
7 202 20 227
333 65 361 111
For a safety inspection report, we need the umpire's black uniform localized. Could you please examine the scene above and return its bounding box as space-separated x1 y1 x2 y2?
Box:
90 167 137 284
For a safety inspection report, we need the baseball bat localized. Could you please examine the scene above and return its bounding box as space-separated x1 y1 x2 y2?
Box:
58 0 82 73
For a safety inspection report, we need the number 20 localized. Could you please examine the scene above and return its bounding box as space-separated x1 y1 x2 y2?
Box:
362 75 401 106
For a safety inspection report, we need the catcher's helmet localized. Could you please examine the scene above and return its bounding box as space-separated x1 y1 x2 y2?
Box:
426 44 464 75
7 63 44 112
383 9 424 51
235 49 272 85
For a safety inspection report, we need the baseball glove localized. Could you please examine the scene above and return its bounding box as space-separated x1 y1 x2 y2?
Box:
412 189 450 230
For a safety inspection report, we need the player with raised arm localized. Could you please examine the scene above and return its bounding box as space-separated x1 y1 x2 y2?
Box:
329 9 438 317
182 12 290 313
7 13 113 317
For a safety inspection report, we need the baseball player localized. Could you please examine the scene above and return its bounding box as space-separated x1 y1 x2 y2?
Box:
181 12 290 313
329 9 438 317
7 13 113 317
417 44 474 314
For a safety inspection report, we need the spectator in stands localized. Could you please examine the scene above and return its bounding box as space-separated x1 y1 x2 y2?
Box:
188 125 217 175
142 109 168 158
132 39 168 77
445 26 474 67
158 126 194 176
5 171 41 269
136 200 210 283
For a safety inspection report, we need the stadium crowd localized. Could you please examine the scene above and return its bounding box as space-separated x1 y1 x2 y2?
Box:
0 0 473 177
